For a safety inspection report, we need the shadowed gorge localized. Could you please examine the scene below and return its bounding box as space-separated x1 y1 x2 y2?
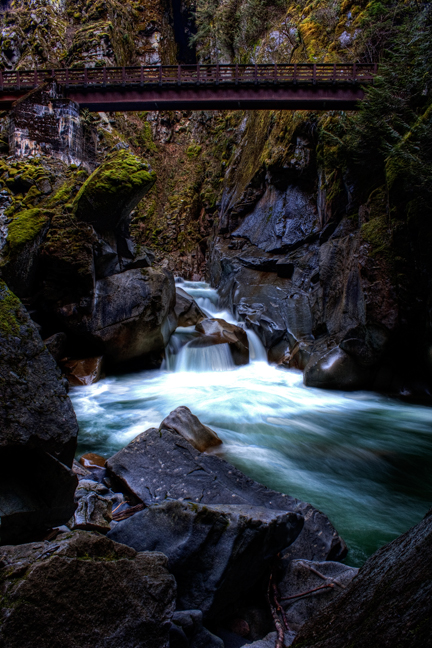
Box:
0 0 432 647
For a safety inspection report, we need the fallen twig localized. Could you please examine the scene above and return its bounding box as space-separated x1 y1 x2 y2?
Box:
296 562 346 589
112 503 144 521
112 501 125 515
273 582 290 631
267 573 285 648
281 583 335 601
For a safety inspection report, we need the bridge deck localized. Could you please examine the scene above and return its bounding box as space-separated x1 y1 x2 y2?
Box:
0 64 376 111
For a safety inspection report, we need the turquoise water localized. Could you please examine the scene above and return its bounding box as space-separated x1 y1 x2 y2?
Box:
71 281 432 567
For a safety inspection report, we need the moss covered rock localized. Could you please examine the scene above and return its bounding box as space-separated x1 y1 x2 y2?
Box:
73 149 156 232
0 531 176 648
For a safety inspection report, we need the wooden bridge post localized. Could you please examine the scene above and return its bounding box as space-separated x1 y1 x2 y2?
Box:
16 70 20 90
293 63 297 84
84 68 88 87
33 69 38 88
235 63 238 85
177 64 181 85
216 63 220 85
122 67 126 87
140 65 144 87
159 65 162 86
313 64 316 85
333 63 336 84
0 70 3 92
273 63 277 84
197 63 200 85
65 69 70 88
353 63 357 83
254 63 258 84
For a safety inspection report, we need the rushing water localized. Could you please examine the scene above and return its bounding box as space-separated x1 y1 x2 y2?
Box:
71 280 432 567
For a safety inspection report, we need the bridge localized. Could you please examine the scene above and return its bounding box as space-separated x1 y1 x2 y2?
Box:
0 64 376 111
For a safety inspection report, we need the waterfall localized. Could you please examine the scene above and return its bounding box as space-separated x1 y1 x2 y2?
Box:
246 329 268 363
175 340 235 372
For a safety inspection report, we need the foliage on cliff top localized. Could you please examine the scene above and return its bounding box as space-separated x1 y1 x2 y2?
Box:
192 0 416 64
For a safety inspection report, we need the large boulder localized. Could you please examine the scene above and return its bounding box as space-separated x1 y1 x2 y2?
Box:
159 406 222 452
73 149 156 232
106 425 346 563
0 280 78 543
108 500 303 619
63 267 176 367
291 509 432 648
193 318 249 365
175 286 206 327
0 280 78 462
0 530 176 648
303 347 373 391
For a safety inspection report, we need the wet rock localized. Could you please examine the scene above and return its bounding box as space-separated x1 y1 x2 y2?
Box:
44 331 67 363
106 427 346 564
69 492 112 533
159 406 222 453
108 500 303 619
172 610 224 648
73 149 156 233
278 559 359 632
0 281 78 542
63 356 103 386
194 318 249 366
73 459 91 480
303 347 372 390
67 267 176 367
291 509 432 648
79 452 106 469
94 238 120 278
0 530 176 648
9 81 95 168
175 286 206 327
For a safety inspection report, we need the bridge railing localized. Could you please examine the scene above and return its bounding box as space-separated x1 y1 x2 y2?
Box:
0 64 377 91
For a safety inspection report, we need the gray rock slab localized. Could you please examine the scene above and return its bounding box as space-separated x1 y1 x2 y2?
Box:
108 499 303 619
106 427 347 563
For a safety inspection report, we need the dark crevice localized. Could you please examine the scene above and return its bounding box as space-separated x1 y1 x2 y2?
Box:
170 0 197 64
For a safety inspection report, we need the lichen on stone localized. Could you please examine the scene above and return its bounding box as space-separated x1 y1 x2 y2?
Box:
0 279 22 337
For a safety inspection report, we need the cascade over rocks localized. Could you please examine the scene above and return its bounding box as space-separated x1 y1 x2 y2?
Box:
105 424 347 563
291 508 432 648
192 318 250 366
0 280 78 544
108 500 303 619
0 531 176 648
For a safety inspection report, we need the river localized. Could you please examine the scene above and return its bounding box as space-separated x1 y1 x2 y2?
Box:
71 280 432 567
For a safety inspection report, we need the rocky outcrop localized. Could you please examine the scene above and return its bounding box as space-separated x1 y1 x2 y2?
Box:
105 424 347 563
9 81 97 168
193 318 250 365
63 356 103 386
0 530 176 648
159 406 222 452
108 500 303 619
73 149 156 233
171 610 224 648
62 267 176 367
0 280 78 543
175 286 206 327
291 509 432 648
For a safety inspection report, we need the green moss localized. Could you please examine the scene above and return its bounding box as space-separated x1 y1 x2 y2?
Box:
186 144 202 159
6 208 50 255
0 280 22 337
